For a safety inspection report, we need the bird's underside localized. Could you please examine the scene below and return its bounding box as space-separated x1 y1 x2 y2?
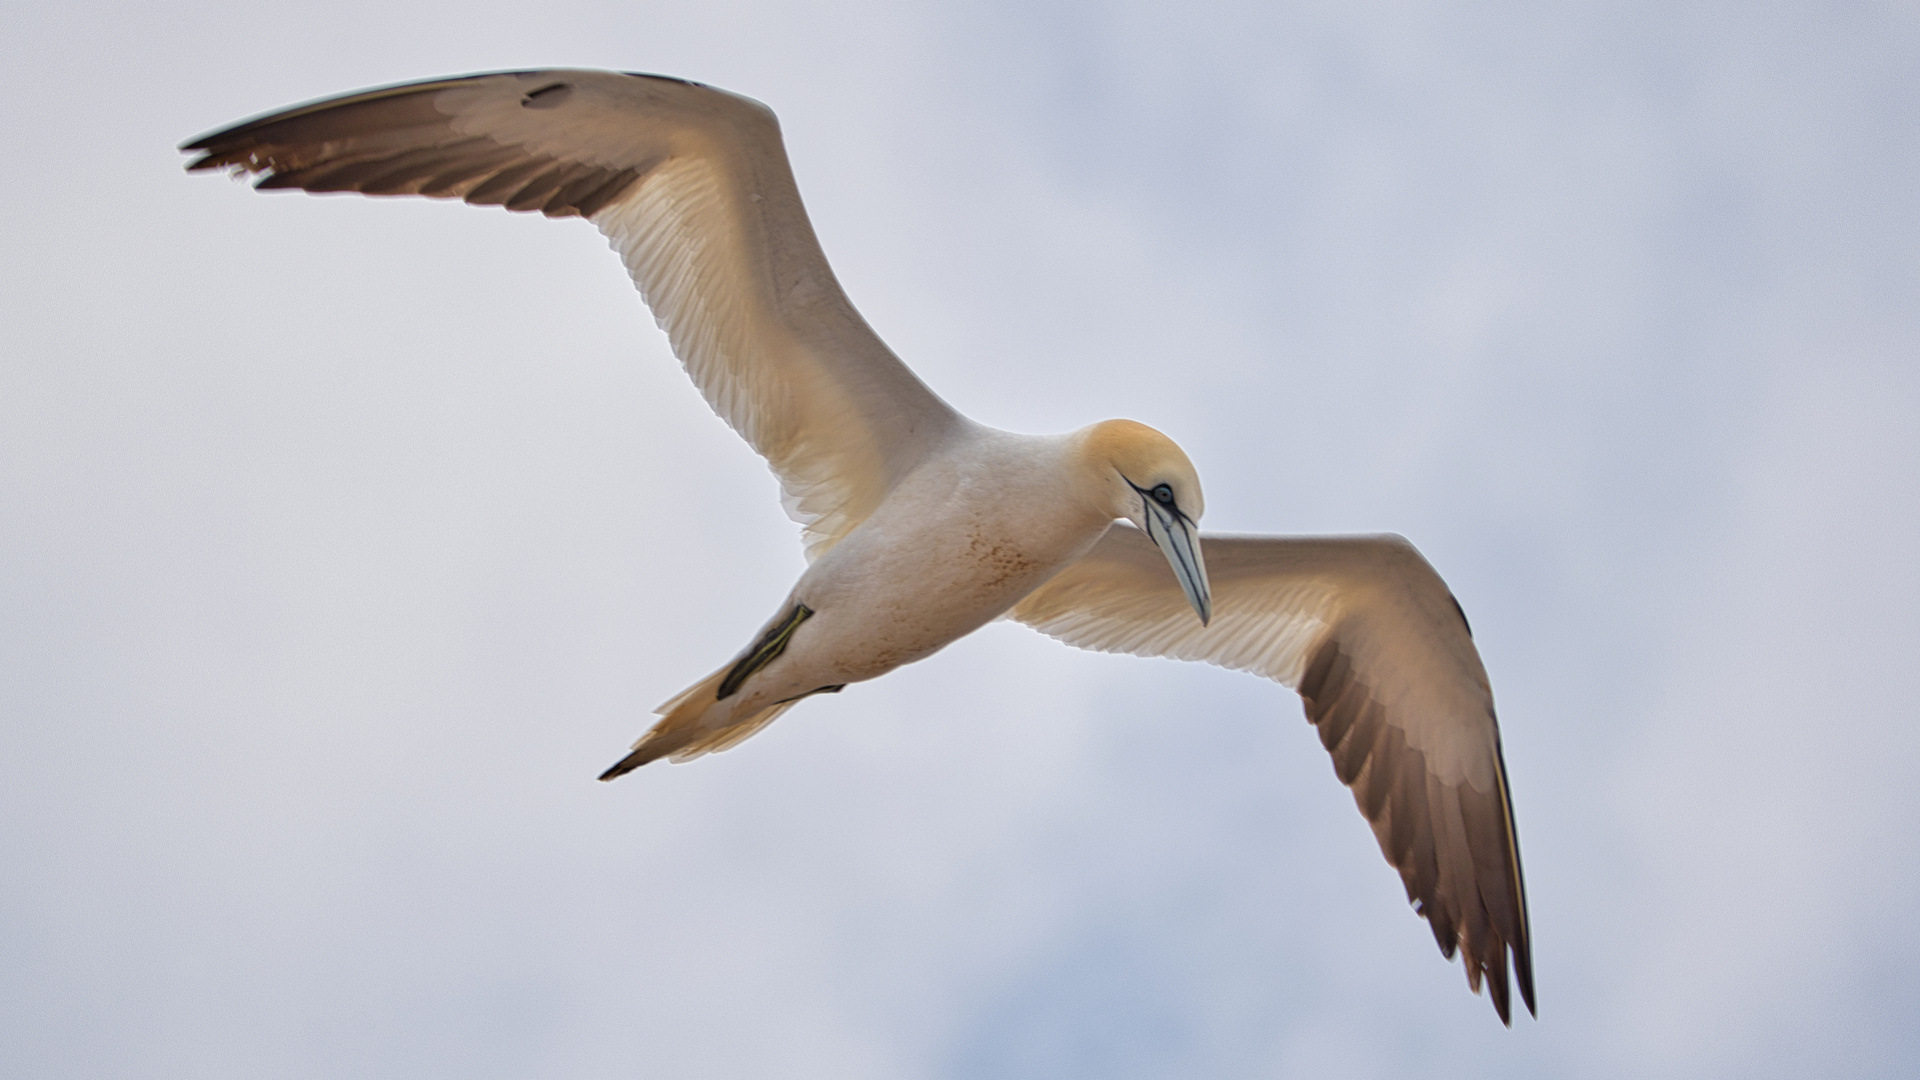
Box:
183 68 1535 1023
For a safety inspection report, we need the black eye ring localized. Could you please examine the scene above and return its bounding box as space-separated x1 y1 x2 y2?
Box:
1150 483 1175 505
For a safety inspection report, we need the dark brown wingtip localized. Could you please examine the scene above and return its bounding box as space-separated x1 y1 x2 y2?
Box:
1485 937 1536 1025
180 73 660 219
1488 954 1513 1025
1512 930 1543 1014
1494 736 1537 1020
1301 634 1536 1026
179 130 226 154
176 72 515 175
180 71 527 147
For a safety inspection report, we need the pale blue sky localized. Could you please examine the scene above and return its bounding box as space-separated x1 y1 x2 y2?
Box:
4 2 1917 1077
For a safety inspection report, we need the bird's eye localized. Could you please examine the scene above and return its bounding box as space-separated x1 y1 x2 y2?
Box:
1151 483 1175 505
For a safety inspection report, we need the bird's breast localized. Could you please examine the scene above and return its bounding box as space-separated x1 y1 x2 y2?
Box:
786 459 1113 683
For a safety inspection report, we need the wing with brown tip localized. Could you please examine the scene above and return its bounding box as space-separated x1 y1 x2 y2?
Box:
183 70 962 558
1012 525 1535 1023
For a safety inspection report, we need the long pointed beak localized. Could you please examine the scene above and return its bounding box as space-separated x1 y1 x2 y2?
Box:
1143 503 1211 625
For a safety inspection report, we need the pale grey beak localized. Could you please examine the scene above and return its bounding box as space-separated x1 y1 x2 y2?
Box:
1142 500 1212 625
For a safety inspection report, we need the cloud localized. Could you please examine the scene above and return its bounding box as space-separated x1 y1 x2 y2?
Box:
2 1 1915 1077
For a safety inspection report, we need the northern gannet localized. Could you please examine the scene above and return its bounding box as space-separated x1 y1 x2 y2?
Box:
183 70 1534 1023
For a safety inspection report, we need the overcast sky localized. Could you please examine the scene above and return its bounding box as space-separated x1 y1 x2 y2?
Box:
4 2 1917 1077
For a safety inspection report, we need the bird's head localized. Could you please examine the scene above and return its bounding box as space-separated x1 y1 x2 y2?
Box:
1077 419 1212 625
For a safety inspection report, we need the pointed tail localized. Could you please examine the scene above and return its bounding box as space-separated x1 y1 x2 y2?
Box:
597 668 802 781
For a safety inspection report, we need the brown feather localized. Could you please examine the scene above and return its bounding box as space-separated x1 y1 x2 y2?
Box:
412 150 528 198
1302 629 1530 1024
348 141 505 194
260 154 430 193
501 162 582 212
567 169 645 218
537 167 629 218
1384 740 1428 873
462 158 556 205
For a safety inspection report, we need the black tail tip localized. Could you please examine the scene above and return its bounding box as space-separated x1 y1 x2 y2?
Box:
597 755 643 782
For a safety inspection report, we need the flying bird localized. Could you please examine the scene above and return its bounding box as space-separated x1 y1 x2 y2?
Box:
183 69 1535 1022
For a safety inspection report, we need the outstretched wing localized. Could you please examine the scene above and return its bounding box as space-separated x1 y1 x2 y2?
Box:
183 70 962 558
1012 525 1534 1023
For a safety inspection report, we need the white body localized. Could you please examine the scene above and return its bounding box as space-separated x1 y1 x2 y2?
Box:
727 426 1112 713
